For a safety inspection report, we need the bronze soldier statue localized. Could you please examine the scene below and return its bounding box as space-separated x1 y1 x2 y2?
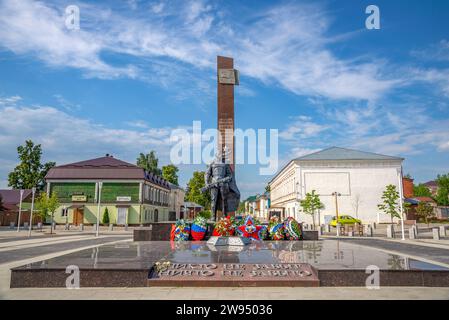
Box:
201 147 240 221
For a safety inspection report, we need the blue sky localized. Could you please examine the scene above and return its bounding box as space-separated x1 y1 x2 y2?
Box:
0 0 449 199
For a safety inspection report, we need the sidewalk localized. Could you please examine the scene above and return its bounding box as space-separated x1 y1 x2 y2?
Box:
0 225 134 240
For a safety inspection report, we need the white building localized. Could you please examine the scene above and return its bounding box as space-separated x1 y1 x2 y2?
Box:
168 183 185 220
269 147 404 224
254 193 270 221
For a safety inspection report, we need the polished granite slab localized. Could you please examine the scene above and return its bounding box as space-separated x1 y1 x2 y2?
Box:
10 240 449 287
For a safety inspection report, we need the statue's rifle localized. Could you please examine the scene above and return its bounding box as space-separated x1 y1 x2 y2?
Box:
201 176 231 193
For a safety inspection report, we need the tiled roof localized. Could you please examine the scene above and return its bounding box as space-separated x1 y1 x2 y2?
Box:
295 147 403 161
0 189 33 204
245 195 257 202
184 202 203 208
412 196 436 203
57 156 136 168
46 156 170 189
423 180 437 187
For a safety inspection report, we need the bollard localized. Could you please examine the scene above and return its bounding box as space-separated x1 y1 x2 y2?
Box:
109 224 114 231
366 225 373 237
318 225 325 236
9 222 15 229
433 228 441 240
80 223 84 231
408 227 416 239
37 222 42 231
65 223 70 230
387 225 395 238
347 230 354 237
439 226 446 237
24 222 29 229
325 224 331 233
336 223 341 236
412 225 418 238
125 224 128 231
372 222 376 229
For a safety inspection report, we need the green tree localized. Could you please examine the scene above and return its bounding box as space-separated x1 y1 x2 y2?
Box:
36 192 60 234
196 210 212 220
162 164 179 185
415 202 435 226
8 140 56 191
102 207 110 224
185 171 210 209
413 184 432 197
435 174 449 206
136 150 162 176
378 184 401 223
265 185 271 193
237 201 246 214
300 190 324 229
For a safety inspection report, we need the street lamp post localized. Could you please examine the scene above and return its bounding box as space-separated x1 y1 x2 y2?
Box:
16 189 24 232
96 182 103 237
332 192 341 236
28 187 36 237
397 167 405 241
332 192 341 220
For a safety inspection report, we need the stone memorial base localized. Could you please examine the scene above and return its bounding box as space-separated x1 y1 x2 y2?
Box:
10 240 449 288
207 236 251 246
147 263 319 287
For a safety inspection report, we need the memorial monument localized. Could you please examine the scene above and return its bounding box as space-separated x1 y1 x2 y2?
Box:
201 56 241 221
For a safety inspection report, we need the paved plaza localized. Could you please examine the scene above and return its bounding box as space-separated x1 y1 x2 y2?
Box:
1 227 449 300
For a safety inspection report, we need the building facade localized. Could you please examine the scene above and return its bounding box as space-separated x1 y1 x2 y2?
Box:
269 147 405 224
253 193 270 221
183 202 203 220
168 183 186 221
45 155 171 225
0 189 35 226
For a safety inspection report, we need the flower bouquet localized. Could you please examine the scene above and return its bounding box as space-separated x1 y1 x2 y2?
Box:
212 215 235 236
268 216 285 240
283 217 302 240
191 215 207 240
174 219 190 241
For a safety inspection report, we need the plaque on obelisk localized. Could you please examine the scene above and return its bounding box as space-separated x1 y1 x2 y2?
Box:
217 56 239 170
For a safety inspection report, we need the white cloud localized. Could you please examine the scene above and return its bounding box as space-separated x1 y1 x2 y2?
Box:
53 94 81 111
0 0 401 101
151 2 165 14
411 39 449 62
0 0 138 79
278 96 449 162
0 96 179 188
279 116 329 141
408 68 449 97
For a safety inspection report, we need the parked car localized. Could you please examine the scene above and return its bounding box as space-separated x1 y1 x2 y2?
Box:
329 215 362 227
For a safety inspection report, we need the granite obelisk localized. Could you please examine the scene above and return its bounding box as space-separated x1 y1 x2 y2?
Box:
217 56 239 170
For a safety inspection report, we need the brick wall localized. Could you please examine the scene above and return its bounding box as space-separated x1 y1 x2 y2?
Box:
403 178 414 198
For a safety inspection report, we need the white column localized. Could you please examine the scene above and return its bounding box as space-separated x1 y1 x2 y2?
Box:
28 187 36 237
139 182 143 202
16 189 24 232
96 182 103 237
397 167 405 240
